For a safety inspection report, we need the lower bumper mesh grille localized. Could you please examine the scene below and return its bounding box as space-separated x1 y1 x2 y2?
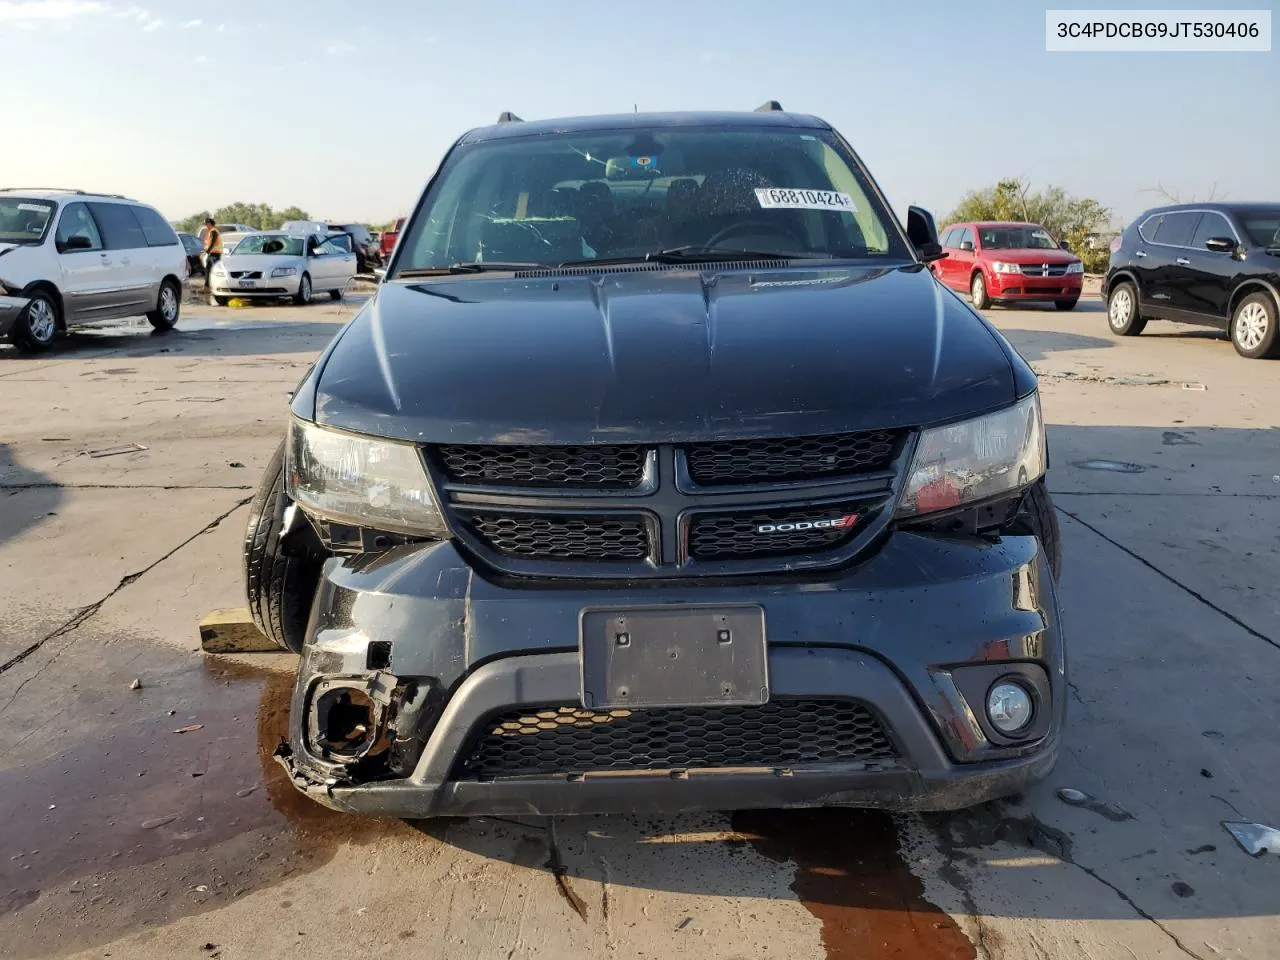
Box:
456 699 897 778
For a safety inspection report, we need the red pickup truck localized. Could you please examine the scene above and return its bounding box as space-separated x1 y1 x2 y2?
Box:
380 217 406 260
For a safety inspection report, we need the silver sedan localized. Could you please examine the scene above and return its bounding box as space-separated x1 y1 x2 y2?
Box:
208 231 356 305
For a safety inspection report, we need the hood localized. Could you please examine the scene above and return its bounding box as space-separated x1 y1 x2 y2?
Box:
310 264 1020 444
983 248 1079 265
219 252 306 270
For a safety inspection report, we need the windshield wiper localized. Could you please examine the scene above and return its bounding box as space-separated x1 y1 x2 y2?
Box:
397 261 542 277
558 247 828 268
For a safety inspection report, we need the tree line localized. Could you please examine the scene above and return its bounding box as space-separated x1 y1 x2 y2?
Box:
175 203 314 235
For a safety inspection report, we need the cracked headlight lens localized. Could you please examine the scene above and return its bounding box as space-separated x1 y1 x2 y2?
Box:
897 393 1046 517
285 418 447 537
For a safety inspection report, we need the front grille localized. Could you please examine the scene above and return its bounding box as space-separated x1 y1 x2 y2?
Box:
463 512 650 562
1019 264 1067 278
688 504 864 559
685 431 899 486
436 444 646 489
228 270 263 280
456 699 897 778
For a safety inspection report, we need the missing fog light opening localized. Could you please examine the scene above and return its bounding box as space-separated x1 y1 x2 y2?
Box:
313 686 379 759
986 680 1033 736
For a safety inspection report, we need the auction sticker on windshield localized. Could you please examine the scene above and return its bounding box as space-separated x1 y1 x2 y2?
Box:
755 188 856 212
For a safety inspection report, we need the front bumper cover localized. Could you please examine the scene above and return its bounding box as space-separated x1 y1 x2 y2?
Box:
278 530 1066 817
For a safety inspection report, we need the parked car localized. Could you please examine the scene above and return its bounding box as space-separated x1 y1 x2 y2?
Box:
0 188 187 352
326 222 380 271
178 231 204 276
933 221 1084 310
247 105 1065 821
207 229 356 305
1103 202 1280 359
380 216 405 261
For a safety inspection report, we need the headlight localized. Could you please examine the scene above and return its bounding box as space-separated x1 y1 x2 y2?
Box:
1066 261 1084 274
990 261 1022 274
285 418 448 537
211 263 227 276
897 393 1045 517
271 267 297 278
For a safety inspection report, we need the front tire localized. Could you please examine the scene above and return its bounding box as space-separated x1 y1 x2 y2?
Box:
1106 280 1146 336
293 273 313 306
970 272 990 310
1055 298 1079 311
147 279 181 331
1230 292 1279 359
243 439 323 653
11 289 59 353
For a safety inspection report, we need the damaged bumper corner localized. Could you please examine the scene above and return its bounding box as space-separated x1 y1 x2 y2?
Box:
0 294 31 339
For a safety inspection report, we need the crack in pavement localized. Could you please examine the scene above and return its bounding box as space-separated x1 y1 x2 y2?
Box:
1056 505 1279 653
0 496 252 711
942 810 1207 960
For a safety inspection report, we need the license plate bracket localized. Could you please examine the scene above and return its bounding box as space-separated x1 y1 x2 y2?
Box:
580 605 768 710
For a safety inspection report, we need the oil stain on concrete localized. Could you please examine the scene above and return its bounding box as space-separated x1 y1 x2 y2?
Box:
0 649 409 959
733 809 976 960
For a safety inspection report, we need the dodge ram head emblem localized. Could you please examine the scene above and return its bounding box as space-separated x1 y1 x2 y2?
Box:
756 513 859 534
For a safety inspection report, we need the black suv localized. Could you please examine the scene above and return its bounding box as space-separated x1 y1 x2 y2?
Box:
1104 202 1280 359
248 105 1066 819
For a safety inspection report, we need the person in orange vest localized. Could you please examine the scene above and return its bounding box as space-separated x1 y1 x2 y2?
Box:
202 217 223 290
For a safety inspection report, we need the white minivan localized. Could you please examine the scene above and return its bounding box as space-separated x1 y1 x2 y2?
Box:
0 189 189 353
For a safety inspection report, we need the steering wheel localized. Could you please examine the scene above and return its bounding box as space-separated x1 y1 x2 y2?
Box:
703 218 803 251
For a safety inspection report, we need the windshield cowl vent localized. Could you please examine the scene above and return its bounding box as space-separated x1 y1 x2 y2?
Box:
514 260 792 279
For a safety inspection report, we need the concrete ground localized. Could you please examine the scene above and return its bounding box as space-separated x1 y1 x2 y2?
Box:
1 285 1276 960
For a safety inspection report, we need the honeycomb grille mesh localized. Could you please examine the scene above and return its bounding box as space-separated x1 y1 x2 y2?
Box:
685 431 900 486
456 700 897 778
689 505 863 559
436 444 646 489
465 513 650 561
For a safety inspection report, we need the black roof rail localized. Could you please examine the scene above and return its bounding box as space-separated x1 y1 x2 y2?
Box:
754 100 784 113
497 111 523 123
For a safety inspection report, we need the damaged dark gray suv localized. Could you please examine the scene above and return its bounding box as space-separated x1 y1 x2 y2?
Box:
246 104 1066 818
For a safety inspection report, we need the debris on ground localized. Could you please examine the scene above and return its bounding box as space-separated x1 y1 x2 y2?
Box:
1055 787 1133 821
1171 881 1195 898
88 442 148 459
1182 381 1207 391
1223 821 1280 857
129 678 142 691
228 461 245 468
174 724 204 734
199 607 278 653
1057 788 1088 805
676 917 692 931
140 815 177 830
1073 459 1146 473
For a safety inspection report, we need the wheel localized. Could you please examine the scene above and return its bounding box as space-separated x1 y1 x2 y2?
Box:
210 295 230 307
243 439 323 653
11 288 59 353
970 272 990 310
293 272 313 305
147 279 181 331
1055 298 1079 311
328 289 342 301
1106 280 1146 336
1230 292 1279 359
1017 480 1062 581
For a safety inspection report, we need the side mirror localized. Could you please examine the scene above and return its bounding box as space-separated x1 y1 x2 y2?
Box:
1204 237 1235 253
906 205 945 262
1059 240 1072 251
61 235 93 252
373 266 387 281
959 240 975 253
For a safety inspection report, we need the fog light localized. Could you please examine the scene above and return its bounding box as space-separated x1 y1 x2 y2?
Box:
986 680 1033 735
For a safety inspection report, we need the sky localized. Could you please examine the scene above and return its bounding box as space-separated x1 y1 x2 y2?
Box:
2 0 1276 227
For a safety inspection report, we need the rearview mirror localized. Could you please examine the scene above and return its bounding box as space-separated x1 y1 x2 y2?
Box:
906 205 945 262
1204 237 1235 253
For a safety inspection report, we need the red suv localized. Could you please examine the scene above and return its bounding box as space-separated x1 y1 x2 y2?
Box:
933 221 1084 310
